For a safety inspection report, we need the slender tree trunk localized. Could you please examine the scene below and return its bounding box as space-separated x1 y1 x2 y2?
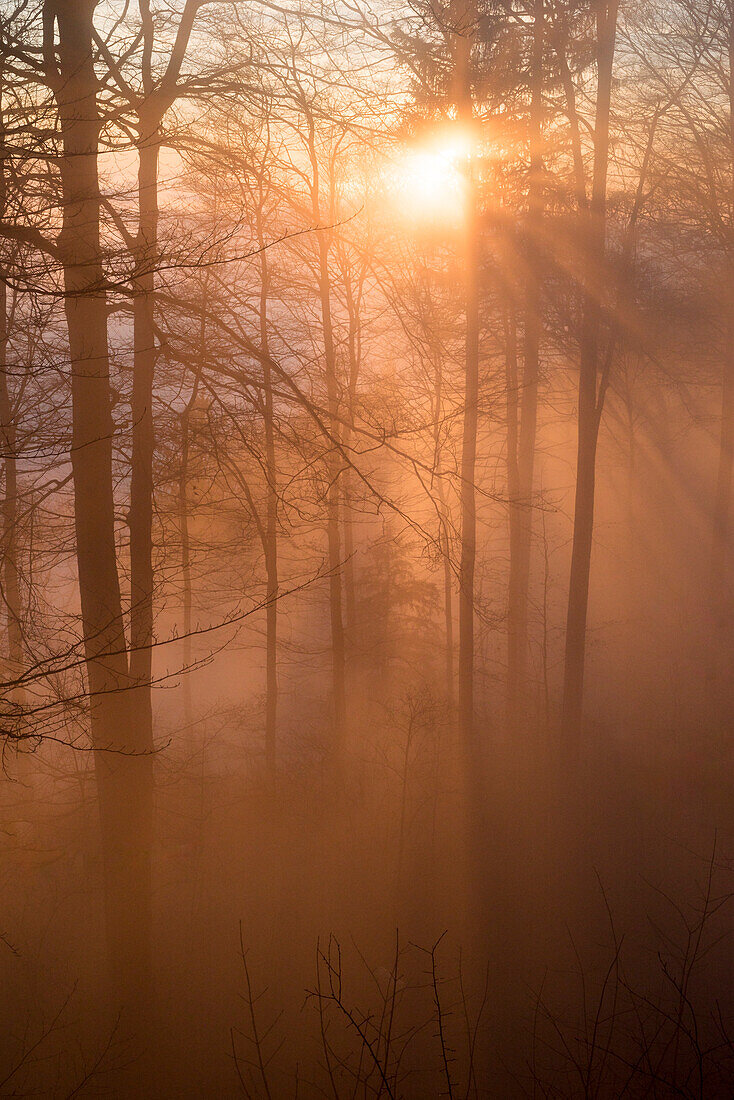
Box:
459 205 479 762
0 280 22 674
309 147 346 762
178 265 212 728
49 0 152 1013
179 405 193 726
710 9 734 710
712 322 734 637
320 244 347 761
433 349 454 708
129 122 158 752
442 531 454 707
343 474 356 626
130 0 200 746
505 298 521 714
179 346 204 730
507 0 544 730
258 241 279 777
448 4 486 943
0 96 23 684
455 27 480 773
341 270 362 643
561 0 619 745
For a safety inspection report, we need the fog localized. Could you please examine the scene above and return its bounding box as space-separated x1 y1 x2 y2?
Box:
1 1 734 1096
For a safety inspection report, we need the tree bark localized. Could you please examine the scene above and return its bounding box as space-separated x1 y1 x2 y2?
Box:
454 12 480 771
710 6 734 710
0 89 23 685
433 345 454 708
341 262 363 644
128 118 159 755
258 229 279 778
48 0 152 1014
127 0 203 752
507 0 544 731
307 128 346 764
179 401 193 727
0 280 22 675
505 296 521 706
319 234 347 763
561 0 619 745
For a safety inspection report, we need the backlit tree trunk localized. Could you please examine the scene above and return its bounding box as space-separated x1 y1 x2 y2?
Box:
433 346 454 708
307 127 347 764
47 0 152 1012
0 277 22 675
257 219 279 777
710 5 734 714
319 237 347 762
561 0 619 745
129 116 158 751
454 3 480 772
179 400 194 727
341 260 364 643
0 95 23 685
127 0 205 749
507 0 544 730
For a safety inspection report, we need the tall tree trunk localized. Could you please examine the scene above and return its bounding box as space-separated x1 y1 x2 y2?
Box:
505 295 521 698
178 284 207 730
442 526 454 708
258 236 279 777
128 0 202 746
459 195 479 823
710 7 734 712
507 0 544 730
128 121 159 755
179 403 193 726
341 267 362 644
433 348 454 708
561 0 619 745
454 14 480 775
712 321 734 702
712 333 734 599
178 262 212 729
0 95 23 686
48 0 152 1014
319 236 347 762
0 281 22 675
451 3 488 947
308 138 346 764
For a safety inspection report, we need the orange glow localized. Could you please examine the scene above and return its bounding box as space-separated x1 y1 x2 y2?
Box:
388 130 471 224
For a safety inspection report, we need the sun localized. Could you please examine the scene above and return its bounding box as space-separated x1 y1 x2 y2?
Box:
388 132 471 225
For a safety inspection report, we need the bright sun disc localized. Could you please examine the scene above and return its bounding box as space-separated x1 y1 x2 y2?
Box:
388 134 470 224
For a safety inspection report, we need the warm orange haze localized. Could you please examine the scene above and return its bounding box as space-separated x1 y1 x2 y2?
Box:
1 0 734 1096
